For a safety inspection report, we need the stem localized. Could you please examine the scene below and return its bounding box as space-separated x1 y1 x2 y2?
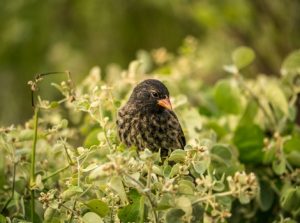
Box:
30 107 39 222
103 125 113 150
77 157 80 187
62 141 74 165
68 200 77 223
192 191 233 205
42 150 96 182
42 165 71 182
61 203 77 215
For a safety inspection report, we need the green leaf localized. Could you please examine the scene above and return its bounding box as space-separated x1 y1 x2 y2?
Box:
157 194 174 210
85 199 109 217
183 108 203 139
280 187 300 212
281 49 300 76
232 46 255 69
84 128 101 148
272 156 286 175
118 189 145 223
176 196 192 216
233 124 264 163
192 160 209 175
262 146 276 164
44 207 57 222
191 204 204 223
264 82 289 115
165 208 185 223
61 186 83 200
178 180 195 195
0 215 6 223
286 151 300 167
205 120 227 139
257 180 274 211
109 176 128 204
212 181 225 192
211 144 232 161
82 212 104 223
169 150 186 163
216 196 232 210
50 101 59 108
18 129 34 141
239 100 258 125
210 145 233 175
284 135 300 153
169 163 180 178
163 165 172 178
213 80 242 114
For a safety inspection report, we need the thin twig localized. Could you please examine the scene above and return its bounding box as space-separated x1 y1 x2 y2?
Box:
77 157 80 188
192 191 233 205
42 165 71 182
68 200 77 223
30 107 39 222
61 139 74 165
42 150 96 182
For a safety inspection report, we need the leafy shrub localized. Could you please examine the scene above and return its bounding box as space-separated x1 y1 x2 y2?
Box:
1 39 300 222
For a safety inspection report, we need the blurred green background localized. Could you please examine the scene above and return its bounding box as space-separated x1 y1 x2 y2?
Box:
1 0 300 125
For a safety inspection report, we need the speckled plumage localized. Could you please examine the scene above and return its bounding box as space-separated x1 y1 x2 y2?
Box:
117 79 185 155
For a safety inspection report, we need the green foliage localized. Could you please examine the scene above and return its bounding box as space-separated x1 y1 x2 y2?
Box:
232 46 256 70
1 43 300 222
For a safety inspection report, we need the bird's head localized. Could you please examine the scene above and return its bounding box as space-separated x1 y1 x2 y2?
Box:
128 79 172 113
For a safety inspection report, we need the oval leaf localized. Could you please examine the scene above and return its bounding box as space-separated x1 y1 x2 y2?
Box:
264 82 289 115
109 176 128 204
281 49 300 76
213 80 242 114
232 46 255 69
85 199 109 217
82 212 103 223
233 124 264 163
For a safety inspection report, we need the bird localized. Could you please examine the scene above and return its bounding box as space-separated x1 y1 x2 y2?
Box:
117 79 185 156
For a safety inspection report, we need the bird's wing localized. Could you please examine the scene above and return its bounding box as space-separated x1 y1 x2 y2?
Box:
178 127 186 149
169 110 186 149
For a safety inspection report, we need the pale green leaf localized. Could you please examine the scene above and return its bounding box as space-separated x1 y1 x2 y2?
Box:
165 208 185 223
176 196 192 216
82 212 103 223
213 80 242 114
232 46 255 69
281 49 300 76
85 199 109 217
61 186 83 200
264 82 289 115
109 176 128 203
168 150 186 163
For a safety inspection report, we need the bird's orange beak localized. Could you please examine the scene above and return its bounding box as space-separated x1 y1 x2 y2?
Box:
158 98 172 110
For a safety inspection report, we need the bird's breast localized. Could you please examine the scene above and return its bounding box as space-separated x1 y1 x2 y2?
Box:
117 108 183 151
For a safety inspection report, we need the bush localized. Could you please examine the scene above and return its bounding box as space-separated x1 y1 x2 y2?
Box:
1 40 300 222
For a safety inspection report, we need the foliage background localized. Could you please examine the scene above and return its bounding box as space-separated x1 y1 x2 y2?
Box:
1 1 300 223
1 0 300 125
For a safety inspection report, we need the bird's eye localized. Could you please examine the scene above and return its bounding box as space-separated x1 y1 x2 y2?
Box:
151 92 159 98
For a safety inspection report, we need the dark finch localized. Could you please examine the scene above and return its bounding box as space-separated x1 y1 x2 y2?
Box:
117 79 186 154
